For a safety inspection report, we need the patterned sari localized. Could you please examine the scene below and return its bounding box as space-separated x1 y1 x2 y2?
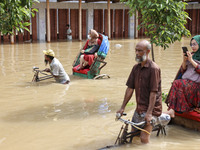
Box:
166 79 200 112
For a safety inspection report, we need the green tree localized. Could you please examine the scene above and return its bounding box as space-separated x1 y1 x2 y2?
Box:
121 0 191 61
0 0 39 35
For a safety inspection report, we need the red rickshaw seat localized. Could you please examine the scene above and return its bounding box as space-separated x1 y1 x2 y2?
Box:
72 64 90 75
175 111 200 122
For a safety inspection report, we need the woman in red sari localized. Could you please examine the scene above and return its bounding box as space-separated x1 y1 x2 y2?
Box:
77 29 101 71
165 35 200 118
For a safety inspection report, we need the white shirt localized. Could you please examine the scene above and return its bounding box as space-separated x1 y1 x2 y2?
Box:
50 58 70 83
67 28 72 40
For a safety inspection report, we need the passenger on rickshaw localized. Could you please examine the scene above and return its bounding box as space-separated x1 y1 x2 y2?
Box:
165 35 200 118
77 29 102 71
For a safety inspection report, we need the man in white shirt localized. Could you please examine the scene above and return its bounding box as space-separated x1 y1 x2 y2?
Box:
66 24 72 40
43 49 70 84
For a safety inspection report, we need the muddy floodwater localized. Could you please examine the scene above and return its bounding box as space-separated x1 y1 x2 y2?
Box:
0 38 200 150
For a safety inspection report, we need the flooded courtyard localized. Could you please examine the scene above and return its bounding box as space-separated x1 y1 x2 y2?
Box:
0 38 200 150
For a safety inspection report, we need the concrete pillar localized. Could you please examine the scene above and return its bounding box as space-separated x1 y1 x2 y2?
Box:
88 6 93 33
38 7 46 41
79 0 82 41
135 11 138 38
10 33 14 44
107 0 111 39
46 0 50 42
129 15 135 38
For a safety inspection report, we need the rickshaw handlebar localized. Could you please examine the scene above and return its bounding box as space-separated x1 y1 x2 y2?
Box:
116 112 171 127
32 67 50 76
115 113 149 126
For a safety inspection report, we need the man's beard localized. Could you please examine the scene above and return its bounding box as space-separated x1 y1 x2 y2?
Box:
44 59 49 66
135 53 147 63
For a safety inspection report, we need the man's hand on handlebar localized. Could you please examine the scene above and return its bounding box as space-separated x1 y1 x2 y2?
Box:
116 108 124 117
44 68 51 72
144 113 152 126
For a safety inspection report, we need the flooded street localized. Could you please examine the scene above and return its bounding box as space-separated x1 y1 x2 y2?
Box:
0 38 200 150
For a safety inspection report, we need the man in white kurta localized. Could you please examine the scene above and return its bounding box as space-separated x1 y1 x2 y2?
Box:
43 49 70 84
66 24 72 40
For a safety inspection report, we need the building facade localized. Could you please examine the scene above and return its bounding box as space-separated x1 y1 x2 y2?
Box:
1 0 200 43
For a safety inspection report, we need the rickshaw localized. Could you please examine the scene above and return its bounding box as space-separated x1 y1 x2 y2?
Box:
98 113 171 149
72 34 110 79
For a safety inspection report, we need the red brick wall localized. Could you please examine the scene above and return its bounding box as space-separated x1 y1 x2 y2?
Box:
3 35 10 43
124 9 129 38
70 9 79 39
50 9 57 41
82 9 87 39
58 9 69 39
32 11 37 42
18 33 24 42
94 9 103 34
114 9 123 38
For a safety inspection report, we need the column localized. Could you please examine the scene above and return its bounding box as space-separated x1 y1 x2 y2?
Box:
107 0 111 39
46 0 50 42
79 0 82 41
38 7 46 41
129 15 135 38
135 11 138 38
87 6 93 34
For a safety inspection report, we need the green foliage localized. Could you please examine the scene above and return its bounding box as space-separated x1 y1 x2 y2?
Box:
0 0 39 35
126 93 168 107
162 92 168 102
121 0 191 49
127 102 134 107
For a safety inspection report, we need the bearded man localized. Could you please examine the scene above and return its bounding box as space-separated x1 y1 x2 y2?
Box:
43 49 70 84
116 40 162 144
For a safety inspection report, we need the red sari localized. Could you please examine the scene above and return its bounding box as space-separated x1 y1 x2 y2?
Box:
83 39 101 66
167 79 200 112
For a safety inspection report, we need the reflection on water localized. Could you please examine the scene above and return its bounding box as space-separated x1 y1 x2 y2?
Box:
3 97 115 122
0 38 199 150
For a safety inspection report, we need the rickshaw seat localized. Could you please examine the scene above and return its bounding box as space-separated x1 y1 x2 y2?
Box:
73 64 90 75
175 111 200 122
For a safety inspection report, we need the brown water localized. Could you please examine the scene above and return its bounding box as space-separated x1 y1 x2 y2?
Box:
0 38 199 150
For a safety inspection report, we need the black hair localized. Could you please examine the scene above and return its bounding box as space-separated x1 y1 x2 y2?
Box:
44 55 54 65
66 24 70 27
46 55 54 60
